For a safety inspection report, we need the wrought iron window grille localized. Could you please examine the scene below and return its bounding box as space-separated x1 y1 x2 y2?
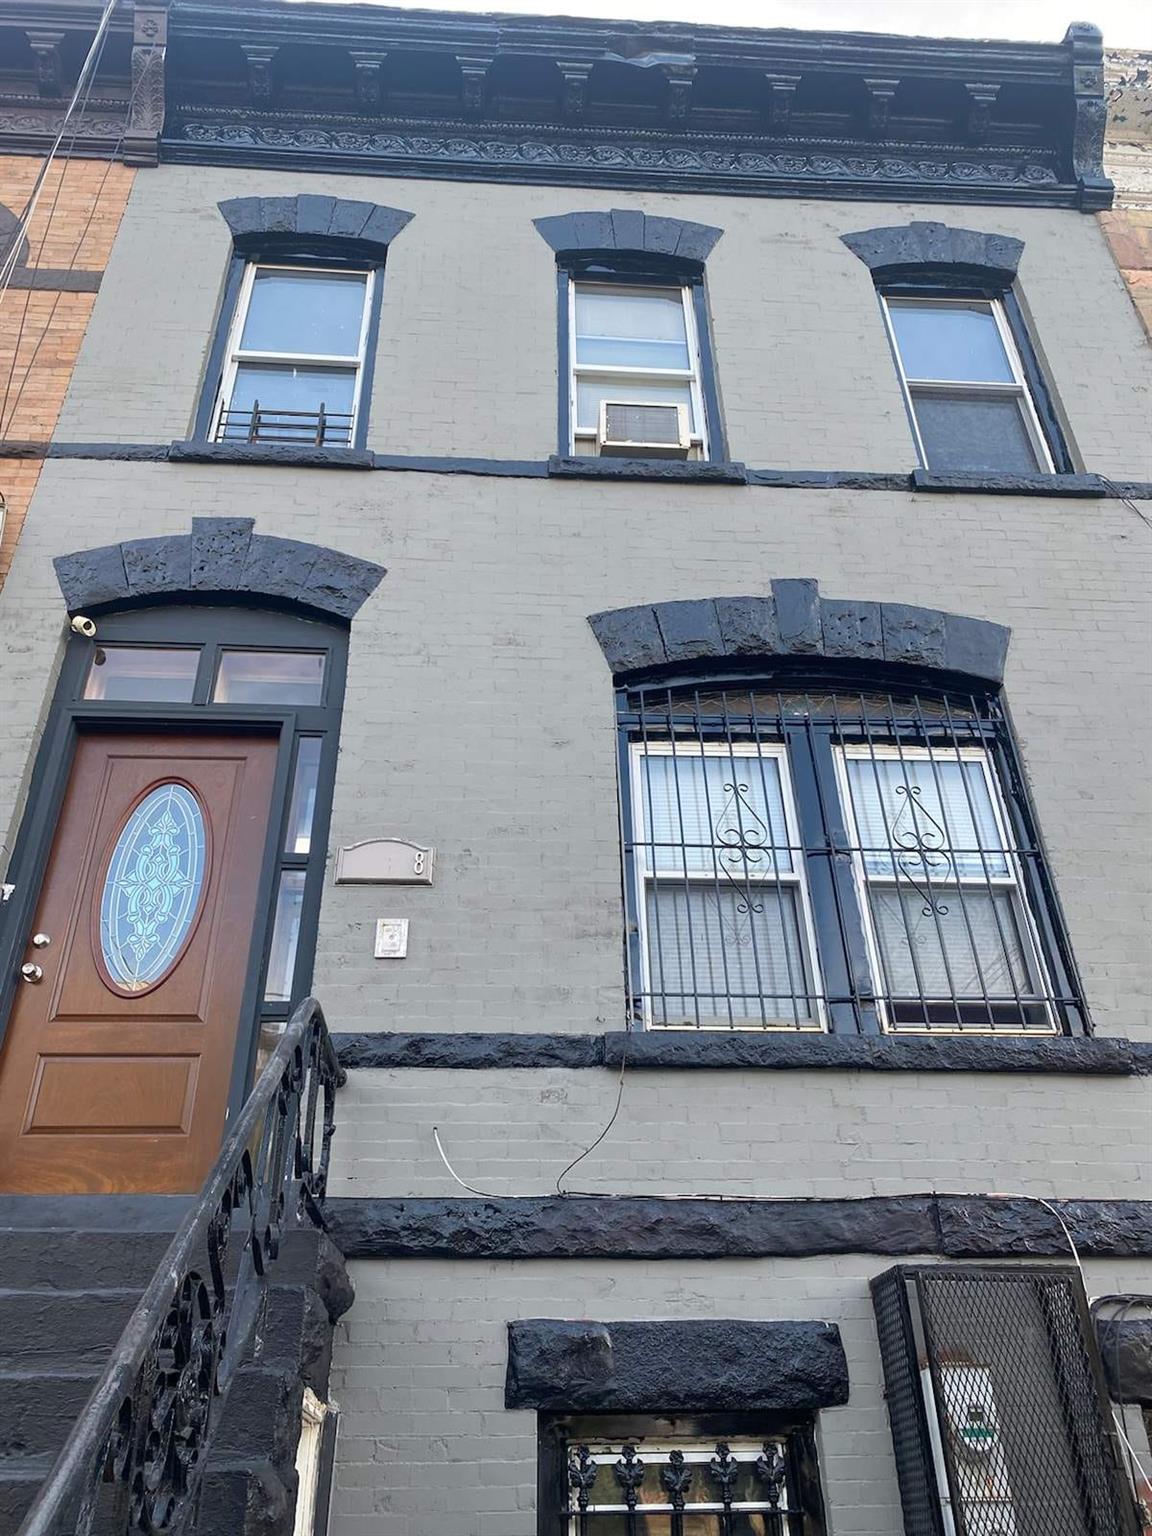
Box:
617 680 1085 1035
871 1265 1142 1536
543 1418 825 1536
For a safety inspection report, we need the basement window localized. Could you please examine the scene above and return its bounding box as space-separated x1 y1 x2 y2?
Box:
540 1415 826 1536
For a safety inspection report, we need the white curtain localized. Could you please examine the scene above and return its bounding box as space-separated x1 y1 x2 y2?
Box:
646 883 812 1026
844 755 1007 879
637 752 792 877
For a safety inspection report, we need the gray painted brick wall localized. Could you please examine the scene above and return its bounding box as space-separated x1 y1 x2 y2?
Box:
327 1067 1152 1202
2 463 1147 1040
1 157 1150 1536
54 167 1152 479
328 1256 1151 1536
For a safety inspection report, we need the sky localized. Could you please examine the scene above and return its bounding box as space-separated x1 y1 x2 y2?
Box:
345 0 1152 48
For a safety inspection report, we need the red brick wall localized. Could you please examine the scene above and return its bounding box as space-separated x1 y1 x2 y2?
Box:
1098 208 1152 339
0 155 135 583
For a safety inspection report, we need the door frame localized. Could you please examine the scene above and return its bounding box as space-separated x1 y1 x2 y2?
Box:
0 605 349 1133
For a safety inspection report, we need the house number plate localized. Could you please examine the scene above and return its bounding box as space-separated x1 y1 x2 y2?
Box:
335 838 434 886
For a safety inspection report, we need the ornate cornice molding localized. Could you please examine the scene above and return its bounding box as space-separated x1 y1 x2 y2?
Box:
165 115 1075 205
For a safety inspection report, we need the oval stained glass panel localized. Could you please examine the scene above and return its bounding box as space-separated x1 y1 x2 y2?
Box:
99 783 207 993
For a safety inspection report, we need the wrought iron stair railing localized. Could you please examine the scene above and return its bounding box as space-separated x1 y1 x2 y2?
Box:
16 996 345 1536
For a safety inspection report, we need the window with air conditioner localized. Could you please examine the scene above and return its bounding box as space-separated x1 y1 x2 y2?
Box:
569 282 709 459
211 264 374 448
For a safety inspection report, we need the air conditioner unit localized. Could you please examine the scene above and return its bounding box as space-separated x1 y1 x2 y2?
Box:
597 401 691 459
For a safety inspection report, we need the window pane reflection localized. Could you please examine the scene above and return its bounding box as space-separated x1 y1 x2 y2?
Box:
214 650 326 706
285 738 322 854
265 870 306 1003
83 646 199 702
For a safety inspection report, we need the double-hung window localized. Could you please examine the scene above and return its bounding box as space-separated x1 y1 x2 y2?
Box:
619 683 1081 1035
212 264 373 447
569 281 709 459
631 741 821 1030
881 296 1055 474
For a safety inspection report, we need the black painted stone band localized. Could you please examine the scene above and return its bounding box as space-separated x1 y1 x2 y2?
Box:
325 1195 1152 1261
53 516 386 621
505 1319 849 1412
331 1030 1152 1075
218 194 414 258
14 441 1152 503
588 576 1011 683
841 220 1024 284
533 209 722 263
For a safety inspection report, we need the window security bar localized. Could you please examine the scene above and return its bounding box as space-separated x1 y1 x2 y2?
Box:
618 685 1084 1035
871 1265 1142 1536
566 1440 802 1536
214 400 355 447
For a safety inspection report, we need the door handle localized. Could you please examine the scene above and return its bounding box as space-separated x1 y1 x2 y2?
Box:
20 963 43 983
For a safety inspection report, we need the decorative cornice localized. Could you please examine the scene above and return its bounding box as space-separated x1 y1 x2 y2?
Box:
53 516 386 621
166 116 1076 206
218 193 413 258
587 577 1010 684
841 219 1024 285
0 5 1111 204
533 208 723 262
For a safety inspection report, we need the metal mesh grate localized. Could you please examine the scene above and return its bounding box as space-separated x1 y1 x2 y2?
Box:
871 1270 945 1536
603 402 684 444
873 1266 1139 1536
618 683 1084 1034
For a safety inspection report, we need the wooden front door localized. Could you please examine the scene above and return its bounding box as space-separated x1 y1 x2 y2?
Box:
0 730 279 1194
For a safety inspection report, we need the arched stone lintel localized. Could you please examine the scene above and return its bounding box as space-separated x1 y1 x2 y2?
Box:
53 517 386 622
840 220 1024 286
588 578 1010 684
533 208 723 264
218 194 414 259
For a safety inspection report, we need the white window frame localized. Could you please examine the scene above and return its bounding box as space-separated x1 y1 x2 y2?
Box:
833 743 1057 1033
568 279 709 458
566 1438 795 1528
881 295 1054 475
211 261 374 446
630 740 825 1031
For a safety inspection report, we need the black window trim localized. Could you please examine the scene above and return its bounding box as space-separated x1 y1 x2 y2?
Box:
875 273 1074 476
614 659 1088 1039
192 239 388 451
555 250 727 463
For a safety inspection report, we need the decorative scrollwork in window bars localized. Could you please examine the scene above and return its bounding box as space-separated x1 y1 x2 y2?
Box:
564 1438 805 1535
618 680 1087 1035
16 996 344 1536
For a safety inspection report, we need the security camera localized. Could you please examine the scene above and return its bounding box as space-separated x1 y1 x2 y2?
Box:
70 614 97 638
